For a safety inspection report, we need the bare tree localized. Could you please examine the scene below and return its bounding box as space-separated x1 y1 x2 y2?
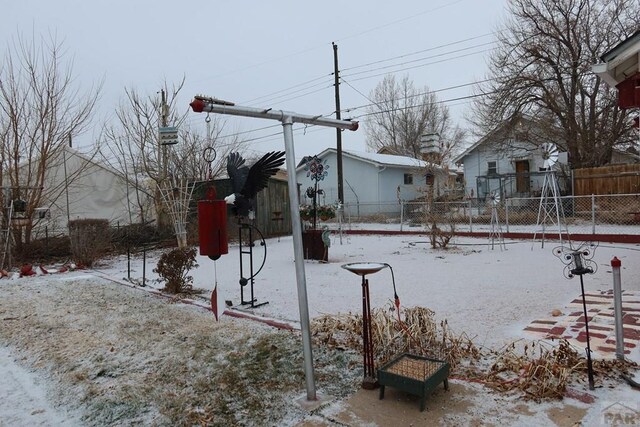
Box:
365 74 465 164
472 0 639 168
98 81 240 246
0 33 101 250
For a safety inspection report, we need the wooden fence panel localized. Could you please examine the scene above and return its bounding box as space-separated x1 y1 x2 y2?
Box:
573 164 640 195
190 178 291 241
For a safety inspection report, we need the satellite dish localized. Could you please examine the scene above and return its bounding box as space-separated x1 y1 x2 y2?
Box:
490 192 500 206
541 143 559 169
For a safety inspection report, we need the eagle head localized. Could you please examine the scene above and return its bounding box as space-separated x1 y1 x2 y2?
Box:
224 194 236 205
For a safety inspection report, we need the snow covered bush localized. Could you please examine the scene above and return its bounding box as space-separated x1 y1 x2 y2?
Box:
154 247 199 294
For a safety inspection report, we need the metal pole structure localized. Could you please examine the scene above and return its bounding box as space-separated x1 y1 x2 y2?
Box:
190 96 358 402
569 250 595 390
578 273 595 390
612 256 625 361
160 89 169 181
283 117 316 399
333 42 344 205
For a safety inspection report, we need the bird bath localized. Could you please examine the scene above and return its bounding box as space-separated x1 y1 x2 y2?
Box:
342 262 389 389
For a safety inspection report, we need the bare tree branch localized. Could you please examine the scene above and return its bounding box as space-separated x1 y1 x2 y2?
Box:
472 0 639 168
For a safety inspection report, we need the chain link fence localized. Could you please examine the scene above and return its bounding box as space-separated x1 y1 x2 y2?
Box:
339 193 640 236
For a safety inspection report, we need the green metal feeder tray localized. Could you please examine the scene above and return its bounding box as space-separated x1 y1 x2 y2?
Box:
378 353 450 412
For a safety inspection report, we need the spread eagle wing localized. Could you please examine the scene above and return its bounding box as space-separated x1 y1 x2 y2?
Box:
241 151 286 198
227 152 249 193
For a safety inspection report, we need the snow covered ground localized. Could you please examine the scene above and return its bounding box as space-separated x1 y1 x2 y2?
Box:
100 233 640 351
1 232 640 425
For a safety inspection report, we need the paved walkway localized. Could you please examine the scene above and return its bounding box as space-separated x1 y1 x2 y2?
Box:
524 290 640 358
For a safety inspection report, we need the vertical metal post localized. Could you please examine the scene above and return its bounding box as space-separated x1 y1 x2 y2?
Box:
505 201 510 233
333 42 344 205
591 194 596 234
142 247 146 287
579 274 595 390
189 99 358 402
612 256 625 361
282 117 316 400
400 200 404 232
468 200 473 233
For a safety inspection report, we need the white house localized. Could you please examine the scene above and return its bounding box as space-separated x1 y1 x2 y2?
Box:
295 148 455 216
454 121 569 201
25 145 154 237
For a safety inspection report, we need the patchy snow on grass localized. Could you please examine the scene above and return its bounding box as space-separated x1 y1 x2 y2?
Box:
1 233 640 425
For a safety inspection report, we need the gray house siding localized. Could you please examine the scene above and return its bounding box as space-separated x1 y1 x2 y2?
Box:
295 149 447 216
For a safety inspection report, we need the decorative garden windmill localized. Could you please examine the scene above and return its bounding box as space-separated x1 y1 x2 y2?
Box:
488 191 505 250
533 143 569 248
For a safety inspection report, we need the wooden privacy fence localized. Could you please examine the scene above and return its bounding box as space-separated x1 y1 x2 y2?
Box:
191 178 292 240
573 164 640 195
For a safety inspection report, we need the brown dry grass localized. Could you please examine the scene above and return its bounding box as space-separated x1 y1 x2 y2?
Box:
311 304 638 402
0 277 361 426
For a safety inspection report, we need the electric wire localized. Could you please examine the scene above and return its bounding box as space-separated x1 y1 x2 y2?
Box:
225 32 500 111
341 41 497 79
343 47 496 84
241 73 334 105
340 33 495 73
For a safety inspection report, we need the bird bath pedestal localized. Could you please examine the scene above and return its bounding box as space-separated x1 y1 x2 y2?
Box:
302 230 327 262
342 262 387 389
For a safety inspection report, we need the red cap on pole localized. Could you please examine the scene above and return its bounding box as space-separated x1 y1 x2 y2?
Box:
611 256 621 267
190 98 205 113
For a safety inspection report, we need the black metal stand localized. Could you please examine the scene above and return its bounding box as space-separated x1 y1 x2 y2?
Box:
238 223 268 308
361 274 378 389
578 273 595 390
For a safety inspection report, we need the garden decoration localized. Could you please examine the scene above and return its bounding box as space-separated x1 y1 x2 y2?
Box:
303 155 329 230
534 143 570 248
488 191 505 250
340 261 451 405
225 151 286 220
198 144 228 320
225 151 285 308
189 94 360 403
302 155 333 261
553 241 598 390
342 262 389 389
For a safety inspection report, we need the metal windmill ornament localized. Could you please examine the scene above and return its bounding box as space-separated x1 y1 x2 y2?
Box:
488 191 505 250
534 142 569 247
541 142 559 169
553 241 598 390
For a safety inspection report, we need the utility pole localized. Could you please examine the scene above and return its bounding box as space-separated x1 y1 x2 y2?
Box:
333 42 344 205
160 89 169 180
64 134 72 225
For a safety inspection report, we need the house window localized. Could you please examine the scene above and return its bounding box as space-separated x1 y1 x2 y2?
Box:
425 173 434 186
403 173 413 185
487 161 497 176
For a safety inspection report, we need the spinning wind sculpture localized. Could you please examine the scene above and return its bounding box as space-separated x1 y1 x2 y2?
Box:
533 143 570 248
488 191 505 250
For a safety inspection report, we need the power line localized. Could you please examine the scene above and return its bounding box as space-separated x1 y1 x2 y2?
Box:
191 0 475 85
340 77 494 115
183 78 494 147
341 33 494 73
236 35 497 109
240 73 333 105
342 46 496 82
333 0 470 44
246 83 334 107
349 90 496 121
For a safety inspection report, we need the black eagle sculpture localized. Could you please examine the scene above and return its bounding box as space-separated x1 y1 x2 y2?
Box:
225 151 286 219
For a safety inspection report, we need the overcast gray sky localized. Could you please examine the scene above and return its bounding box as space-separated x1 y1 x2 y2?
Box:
4 0 507 163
